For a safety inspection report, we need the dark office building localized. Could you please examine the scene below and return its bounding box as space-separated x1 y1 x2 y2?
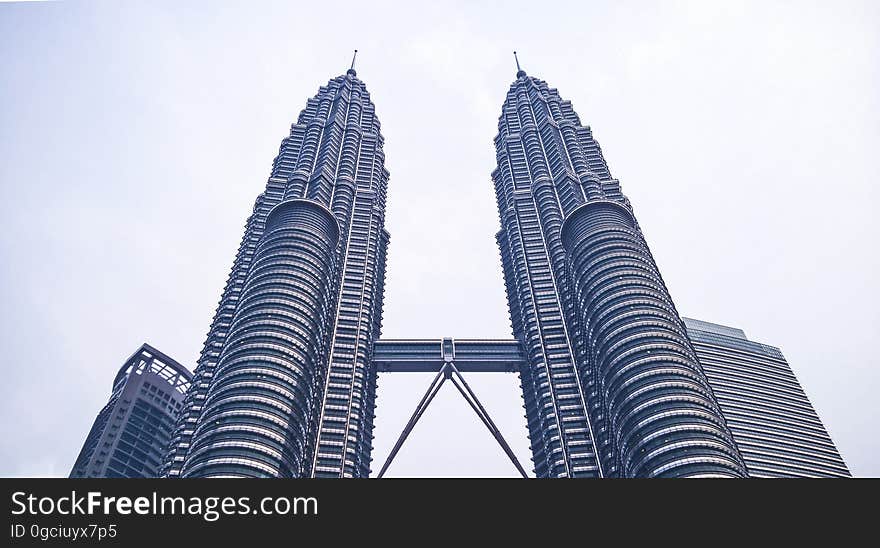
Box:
70 344 191 478
684 318 851 477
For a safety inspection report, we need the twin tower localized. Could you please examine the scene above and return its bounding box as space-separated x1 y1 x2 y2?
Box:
160 60 748 479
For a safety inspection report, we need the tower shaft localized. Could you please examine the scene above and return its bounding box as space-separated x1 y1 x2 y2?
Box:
494 71 746 477
164 71 389 478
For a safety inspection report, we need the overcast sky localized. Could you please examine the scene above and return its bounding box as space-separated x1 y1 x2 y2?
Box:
1 0 877 477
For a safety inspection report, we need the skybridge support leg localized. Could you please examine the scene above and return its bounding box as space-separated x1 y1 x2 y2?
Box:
448 364 529 478
375 362 530 478
376 365 448 478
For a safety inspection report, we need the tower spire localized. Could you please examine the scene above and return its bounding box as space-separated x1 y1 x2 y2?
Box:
514 51 526 78
348 49 358 76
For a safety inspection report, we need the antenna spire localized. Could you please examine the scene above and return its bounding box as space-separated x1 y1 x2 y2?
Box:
514 51 526 77
347 49 358 76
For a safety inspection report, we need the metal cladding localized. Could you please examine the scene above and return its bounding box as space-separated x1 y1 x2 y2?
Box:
493 69 746 477
561 202 747 477
165 68 390 478
684 318 851 477
493 71 613 478
71 344 192 478
147 60 852 479
181 200 340 477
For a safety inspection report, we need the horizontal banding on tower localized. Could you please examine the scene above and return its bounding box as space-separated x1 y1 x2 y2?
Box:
264 199 341 244
561 201 746 477
182 200 340 478
560 200 636 244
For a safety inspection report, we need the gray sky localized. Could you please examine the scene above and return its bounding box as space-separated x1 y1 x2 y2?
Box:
1 0 877 477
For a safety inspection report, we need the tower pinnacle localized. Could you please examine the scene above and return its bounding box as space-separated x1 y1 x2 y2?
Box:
348 49 358 76
514 51 526 78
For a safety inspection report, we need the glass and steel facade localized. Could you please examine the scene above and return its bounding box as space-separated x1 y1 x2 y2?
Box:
684 318 851 477
164 67 390 478
142 60 848 479
70 344 191 478
493 68 747 477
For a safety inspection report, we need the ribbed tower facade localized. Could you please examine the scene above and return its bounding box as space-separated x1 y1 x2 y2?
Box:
494 65 747 477
163 66 389 478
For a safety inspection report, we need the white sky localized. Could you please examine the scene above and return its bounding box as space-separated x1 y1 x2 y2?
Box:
1 0 877 477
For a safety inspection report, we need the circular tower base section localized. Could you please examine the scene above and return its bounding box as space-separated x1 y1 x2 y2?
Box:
561 201 746 478
183 200 340 478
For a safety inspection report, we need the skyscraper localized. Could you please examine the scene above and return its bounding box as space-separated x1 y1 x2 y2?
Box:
684 318 851 477
152 56 849 479
493 60 747 477
71 344 191 478
164 59 390 478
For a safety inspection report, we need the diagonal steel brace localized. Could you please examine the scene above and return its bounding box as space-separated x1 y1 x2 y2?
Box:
376 361 529 478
